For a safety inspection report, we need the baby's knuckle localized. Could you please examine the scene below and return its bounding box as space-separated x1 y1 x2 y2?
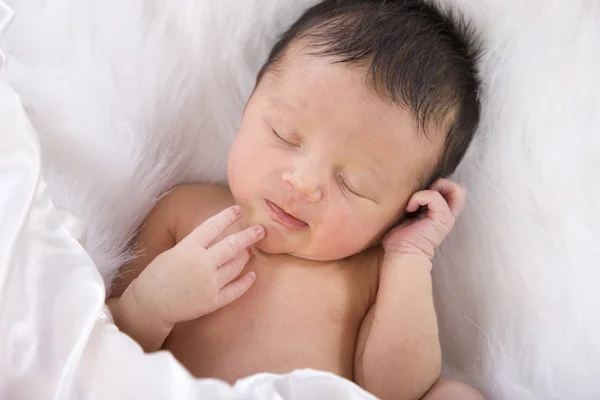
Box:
434 217 451 230
434 218 454 237
210 286 222 303
231 259 243 274
206 220 219 236
227 237 240 253
433 191 445 202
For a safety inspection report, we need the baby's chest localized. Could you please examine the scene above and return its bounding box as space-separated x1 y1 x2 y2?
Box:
164 252 379 381
165 254 378 381
255 256 370 316
203 254 375 335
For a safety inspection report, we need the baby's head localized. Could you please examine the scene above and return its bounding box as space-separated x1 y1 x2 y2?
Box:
227 0 480 261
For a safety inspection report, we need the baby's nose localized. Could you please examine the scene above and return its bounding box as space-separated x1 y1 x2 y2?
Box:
302 186 322 203
282 171 322 203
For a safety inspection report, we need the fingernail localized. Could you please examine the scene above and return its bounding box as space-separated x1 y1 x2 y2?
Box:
233 205 243 216
254 226 265 238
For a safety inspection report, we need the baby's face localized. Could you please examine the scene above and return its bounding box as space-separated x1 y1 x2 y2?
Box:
227 48 444 260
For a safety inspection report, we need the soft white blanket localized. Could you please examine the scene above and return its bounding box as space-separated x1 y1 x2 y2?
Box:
2 0 599 398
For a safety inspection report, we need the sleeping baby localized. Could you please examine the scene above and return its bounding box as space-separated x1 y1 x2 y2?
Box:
108 1 484 399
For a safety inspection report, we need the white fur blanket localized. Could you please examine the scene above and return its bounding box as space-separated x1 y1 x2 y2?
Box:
3 0 600 398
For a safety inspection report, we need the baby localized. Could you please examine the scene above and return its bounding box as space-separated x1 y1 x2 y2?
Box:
108 1 484 399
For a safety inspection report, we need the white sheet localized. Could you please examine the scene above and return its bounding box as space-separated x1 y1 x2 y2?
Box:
0 56 378 400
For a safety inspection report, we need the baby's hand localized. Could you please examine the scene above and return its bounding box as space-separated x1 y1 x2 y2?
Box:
124 205 264 327
383 179 466 261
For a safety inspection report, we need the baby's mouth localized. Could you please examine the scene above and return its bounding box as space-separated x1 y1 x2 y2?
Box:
265 200 308 229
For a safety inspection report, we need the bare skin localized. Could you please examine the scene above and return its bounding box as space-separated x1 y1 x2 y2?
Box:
109 44 484 400
111 184 378 382
109 184 483 400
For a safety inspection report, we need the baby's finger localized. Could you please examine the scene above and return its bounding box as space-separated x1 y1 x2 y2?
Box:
406 190 450 216
187 205 243 248
208 225 265 266
217 247 252 287
216 271 257 309
430 179 466 217
407 190 454 229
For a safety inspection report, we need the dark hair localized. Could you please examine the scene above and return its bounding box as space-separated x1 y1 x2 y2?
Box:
258 0 481 186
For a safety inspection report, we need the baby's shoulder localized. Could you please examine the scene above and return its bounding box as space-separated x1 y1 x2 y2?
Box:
161 183 234 210
158 183 235 242
341 246 384 305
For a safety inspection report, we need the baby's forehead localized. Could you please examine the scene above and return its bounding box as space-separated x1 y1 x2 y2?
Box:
260 50 446 183
272 49 448 129
255 0 480 194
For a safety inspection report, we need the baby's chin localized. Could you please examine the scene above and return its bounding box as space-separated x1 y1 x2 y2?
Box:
252 233 298 257
252 234 284 254
254 233 364 262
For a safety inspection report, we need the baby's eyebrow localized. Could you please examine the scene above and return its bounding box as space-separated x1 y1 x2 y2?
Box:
268 95 298 114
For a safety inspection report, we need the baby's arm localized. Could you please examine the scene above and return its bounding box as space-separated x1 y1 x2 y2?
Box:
354 179 466 400
354 254 440 400
107 184 263 352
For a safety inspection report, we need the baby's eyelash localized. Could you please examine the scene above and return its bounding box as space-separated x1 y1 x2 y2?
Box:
339 176 360 197
339 176 378 204
272 129 294 146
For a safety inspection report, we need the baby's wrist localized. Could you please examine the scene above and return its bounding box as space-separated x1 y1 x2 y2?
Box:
125 280 174 326
382 240 435 262
382 251 433 273
116 283 175 351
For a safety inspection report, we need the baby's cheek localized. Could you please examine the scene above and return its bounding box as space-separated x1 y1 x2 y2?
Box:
229 143 262 195
313 213 372 259
314 235 356 259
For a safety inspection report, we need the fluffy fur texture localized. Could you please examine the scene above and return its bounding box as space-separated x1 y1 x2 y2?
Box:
4 0 600 398
4 0 319 283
